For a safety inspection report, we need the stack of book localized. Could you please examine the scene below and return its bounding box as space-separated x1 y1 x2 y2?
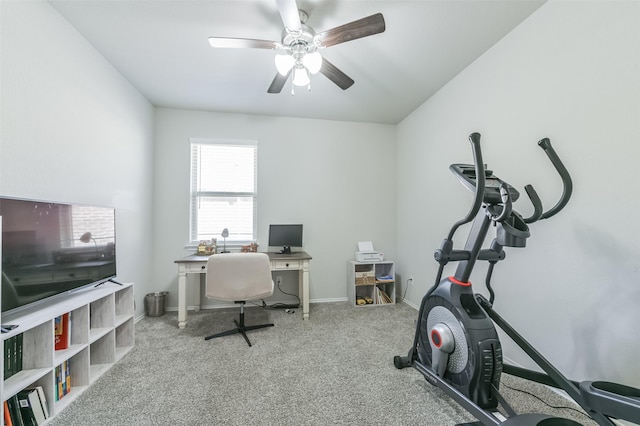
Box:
3 333 23 380
3 386 49 426
55 360 71 401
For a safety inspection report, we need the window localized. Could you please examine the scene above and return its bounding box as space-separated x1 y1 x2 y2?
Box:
189 139 257 245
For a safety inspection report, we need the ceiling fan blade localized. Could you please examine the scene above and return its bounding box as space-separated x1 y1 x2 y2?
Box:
267 70 292 94
276 0 302 32
315 13 386 48
319 59 354 90
208 37 278 50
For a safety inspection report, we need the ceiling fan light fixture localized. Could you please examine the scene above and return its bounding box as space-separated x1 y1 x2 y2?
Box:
275 52 295 75
293 66 310 87
209 4 385 94
302 51 322 74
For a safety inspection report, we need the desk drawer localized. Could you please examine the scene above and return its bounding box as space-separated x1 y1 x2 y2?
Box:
186 262 208 273
273 260 300 270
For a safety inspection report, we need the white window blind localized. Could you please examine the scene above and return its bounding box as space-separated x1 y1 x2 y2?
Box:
189 139 257 244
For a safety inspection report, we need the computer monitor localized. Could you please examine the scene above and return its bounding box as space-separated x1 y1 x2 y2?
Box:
268 224 303 254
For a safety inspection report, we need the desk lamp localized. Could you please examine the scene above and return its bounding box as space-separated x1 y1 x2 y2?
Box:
221 228 229 253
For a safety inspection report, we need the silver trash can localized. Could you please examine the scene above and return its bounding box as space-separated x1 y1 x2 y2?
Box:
145 292 168 317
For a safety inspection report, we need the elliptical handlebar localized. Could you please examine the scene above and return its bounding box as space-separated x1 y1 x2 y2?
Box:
522 184 543 223
451 134 572 226
522 138 573 223
536 138 573 220
447 132 486 240
434 133 572 280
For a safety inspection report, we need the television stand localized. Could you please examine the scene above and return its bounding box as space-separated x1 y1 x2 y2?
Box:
279 246 292 254
1 283 134 422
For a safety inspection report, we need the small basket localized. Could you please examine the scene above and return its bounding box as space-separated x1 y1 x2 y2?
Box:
355 272 376 285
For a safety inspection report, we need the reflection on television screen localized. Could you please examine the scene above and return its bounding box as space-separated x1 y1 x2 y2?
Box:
1 197 117 314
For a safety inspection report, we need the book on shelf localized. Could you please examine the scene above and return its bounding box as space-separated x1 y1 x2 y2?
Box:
13 335 19 375
55 360 72 401
3 337 11 379
17 333 23 373
33 386 49 420
3 400 12 426
54 364 60 401
377 288 393 304
4 333 23 380
7 395 24 426
54 312 70 350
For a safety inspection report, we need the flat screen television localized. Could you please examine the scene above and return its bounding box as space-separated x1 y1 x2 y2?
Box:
1 197 117 315
268 224 303 254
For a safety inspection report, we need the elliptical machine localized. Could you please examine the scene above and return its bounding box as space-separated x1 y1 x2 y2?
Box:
394 133 640 426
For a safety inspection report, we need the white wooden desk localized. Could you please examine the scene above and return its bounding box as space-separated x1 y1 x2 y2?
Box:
174 251 312 328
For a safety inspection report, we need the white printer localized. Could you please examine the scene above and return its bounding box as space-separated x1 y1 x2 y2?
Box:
355 241 384 262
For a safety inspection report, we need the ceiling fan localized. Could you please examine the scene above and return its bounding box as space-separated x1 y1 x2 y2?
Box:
208 0 386 94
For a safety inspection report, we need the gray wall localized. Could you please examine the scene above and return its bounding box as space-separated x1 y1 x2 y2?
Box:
0 0 155 319
152 108 396 309
396 1 640 387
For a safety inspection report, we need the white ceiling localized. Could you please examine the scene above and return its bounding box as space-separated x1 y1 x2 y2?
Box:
49 0 546 125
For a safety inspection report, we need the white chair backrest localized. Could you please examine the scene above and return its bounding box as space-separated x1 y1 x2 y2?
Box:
205 253 273 301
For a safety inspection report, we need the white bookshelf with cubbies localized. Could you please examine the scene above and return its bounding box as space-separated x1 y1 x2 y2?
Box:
1 283 134 425
348 261 395 307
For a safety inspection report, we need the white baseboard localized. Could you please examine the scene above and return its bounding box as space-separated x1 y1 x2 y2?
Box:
309 297 349 304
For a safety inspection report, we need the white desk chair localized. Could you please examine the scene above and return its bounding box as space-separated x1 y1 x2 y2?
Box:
204 253 274 347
